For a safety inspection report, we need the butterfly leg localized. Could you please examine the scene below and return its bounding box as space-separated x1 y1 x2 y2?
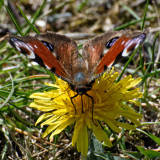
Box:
85 93 97 125
71 93 78 115
81 95 84 113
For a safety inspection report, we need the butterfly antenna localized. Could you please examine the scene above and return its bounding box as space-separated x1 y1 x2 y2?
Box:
71 93 78 115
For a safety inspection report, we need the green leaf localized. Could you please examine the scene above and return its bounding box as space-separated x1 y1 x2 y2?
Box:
87 134 104 160
137 129 160 145
136 146 160 159
147 132 160 145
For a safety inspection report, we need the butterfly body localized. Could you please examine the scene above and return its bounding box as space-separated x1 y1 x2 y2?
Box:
6 29 149 96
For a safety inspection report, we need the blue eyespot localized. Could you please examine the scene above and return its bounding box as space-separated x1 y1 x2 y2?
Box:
105 37 119 48
41 41 54 52
10 38 23 49
133 33 146 43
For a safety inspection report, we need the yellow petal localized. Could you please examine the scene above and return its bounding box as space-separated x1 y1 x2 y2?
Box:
49 118 75 138
104 118 121 133
92 123 112 147
76 124 88 156
35 113 53 125
115 121 136 130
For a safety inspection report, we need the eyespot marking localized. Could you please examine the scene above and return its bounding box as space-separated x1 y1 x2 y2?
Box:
122 33 146 57
10 38 23 51
105 37 119 48
10 38 35 59
41 41 54 52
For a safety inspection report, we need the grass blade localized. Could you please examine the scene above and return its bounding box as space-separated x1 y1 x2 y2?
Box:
17 4 40 34
0 73 14 109
141 0 149 30
5 5 24 36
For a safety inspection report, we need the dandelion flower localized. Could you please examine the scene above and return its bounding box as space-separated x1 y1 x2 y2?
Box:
29 69 142 156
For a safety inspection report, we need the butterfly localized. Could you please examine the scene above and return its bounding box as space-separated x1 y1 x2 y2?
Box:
6 29 149 120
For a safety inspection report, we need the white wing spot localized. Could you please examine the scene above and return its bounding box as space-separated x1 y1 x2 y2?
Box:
103 48 109 56
14 41 35 59
34 44 38 49
44 63 51 70
27 51 36 59
122 48 130 57
52 52 57 58
27 43 34 50
14 41 22 51
108 61 114 68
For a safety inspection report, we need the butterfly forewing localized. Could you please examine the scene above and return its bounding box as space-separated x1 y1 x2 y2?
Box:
7 34 80 83
35 33 80 80
82 30 124 73
35 33 89 85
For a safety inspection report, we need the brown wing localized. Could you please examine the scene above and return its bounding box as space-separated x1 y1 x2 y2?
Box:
6 33 79 83
82 29 149 81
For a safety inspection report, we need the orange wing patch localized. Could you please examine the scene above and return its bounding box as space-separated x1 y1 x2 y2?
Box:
95 36 130 74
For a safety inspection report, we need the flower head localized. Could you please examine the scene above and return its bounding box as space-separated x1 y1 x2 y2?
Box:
29 68 142 156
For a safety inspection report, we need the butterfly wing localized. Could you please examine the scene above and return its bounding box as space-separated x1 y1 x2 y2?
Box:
6 33 79 83
82 29 149 81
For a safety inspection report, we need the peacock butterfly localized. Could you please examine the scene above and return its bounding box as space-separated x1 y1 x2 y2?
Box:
6 29 149 119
